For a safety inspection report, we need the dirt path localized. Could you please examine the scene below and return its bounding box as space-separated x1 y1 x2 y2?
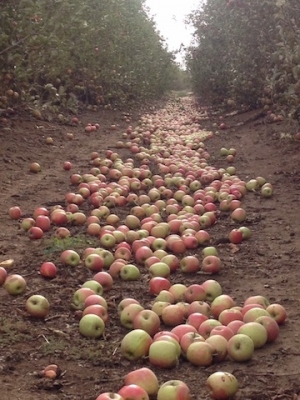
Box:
0 99 299 400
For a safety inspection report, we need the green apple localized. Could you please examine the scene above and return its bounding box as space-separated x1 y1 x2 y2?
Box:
148 340 179 368
220 148 229 156
121 329 152 361
227 333 254 362
93 248 114 268
246 179 259 191
154 335 181 357
152 301 171 317
26 294 50 318
117 298 140 315
168 283 187 302
244 295 270 308
148 262 170 278
243 307 270 323
79 314 105 338
206 334 228 362
120 264 141 281
157 380 191 400
261 183 273 197
82 280 103 295
60 249 80 267
202 246 218 257
155 290 175 303
237 322 268 348
120 303 144 329
238 226 252 240
201 279 222 302
211 294 235 319
72 287 95 310
4 274 27 295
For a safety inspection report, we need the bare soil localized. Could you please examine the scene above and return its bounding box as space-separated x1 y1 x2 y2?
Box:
0 98 300 400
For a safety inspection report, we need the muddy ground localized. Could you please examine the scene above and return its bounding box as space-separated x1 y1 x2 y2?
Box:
0 98 300 400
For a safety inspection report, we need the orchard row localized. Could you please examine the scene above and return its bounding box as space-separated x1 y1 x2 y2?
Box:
4 98 285 400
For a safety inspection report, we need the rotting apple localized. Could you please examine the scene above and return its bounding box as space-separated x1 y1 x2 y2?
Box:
206 371 238 400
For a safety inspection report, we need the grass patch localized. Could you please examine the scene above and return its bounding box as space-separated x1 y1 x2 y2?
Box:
39 338 104 361
0 317 31 345
43 234 99 254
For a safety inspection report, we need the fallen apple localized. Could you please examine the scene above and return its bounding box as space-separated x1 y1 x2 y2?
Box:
79 314 105 338
157 380 191 400
121 329 152 361
26 294 50 318
207 371 238 400
4 274 27 295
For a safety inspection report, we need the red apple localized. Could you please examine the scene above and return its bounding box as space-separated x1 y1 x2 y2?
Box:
180 256 200 274
82 304 108 323
149 277 171 295
266 303 287 325
0 267 8 285
202 255 222 274
228 228 243 244
186 312 208 330
227 320 245 335
35 215 51 232
96 393 124 400
40 262 57 279
255 315 280 342
161 304 185 327
184 284 206 303
180 332 205 356
93 271 113 291
9 206 22 220
84 294 107 309
29 162 41 173
198 319 222 339
28 226 44 240
210 325 234 341
63 161 72 170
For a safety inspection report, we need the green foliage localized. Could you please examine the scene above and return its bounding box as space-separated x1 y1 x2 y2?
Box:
186 0 300 111
0 0 183 113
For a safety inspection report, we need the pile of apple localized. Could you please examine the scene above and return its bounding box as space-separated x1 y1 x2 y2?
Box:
85 122 100 132
118 287 286 368
95 368 238 400
5 98 282 399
